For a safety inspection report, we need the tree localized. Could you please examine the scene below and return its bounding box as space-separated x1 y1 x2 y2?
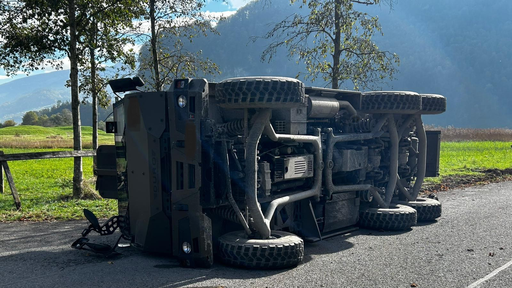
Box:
22 111 39 125
61 109 73 126
261 0 399 90
50 114 64 126
0 0 143 198
140 0 221 91
38 115 51 127
98 121 106 131
2 120 17 127
79 2 143 150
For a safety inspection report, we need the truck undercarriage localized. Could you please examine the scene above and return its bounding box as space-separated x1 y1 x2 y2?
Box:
77 76 445 269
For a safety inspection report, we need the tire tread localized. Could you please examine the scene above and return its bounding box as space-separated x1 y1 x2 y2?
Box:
218 231 304 269
216 77 305 108
361 91 422 114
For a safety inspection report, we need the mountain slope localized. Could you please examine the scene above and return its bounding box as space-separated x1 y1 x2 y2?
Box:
0 71 70 123
158 0 512 128
3 0 511 128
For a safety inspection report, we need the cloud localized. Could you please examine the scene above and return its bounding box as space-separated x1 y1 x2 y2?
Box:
202 10 237 26
132 10 238 33
203 10 237 19
227 0 252 9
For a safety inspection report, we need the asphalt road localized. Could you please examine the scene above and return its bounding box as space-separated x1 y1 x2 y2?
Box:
2 181 512 288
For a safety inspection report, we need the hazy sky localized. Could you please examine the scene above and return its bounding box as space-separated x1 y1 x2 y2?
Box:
0 0 252 85
210 0 252 11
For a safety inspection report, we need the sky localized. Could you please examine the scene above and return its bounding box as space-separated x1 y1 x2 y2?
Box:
0 0 253 86
209 0 252 11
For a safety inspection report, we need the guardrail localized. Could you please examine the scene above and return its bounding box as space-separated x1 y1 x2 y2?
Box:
0 150 96 210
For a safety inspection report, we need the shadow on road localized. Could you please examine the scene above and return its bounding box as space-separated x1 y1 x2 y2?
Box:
0 220 436 288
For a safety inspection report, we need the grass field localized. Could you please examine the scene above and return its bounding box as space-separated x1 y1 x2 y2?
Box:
0 126 116 221
1 126 512 221
440 141 512 176
0 148 118 221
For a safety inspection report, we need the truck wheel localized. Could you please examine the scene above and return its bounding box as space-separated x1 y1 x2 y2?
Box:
359 204 417 231
360 91 422 114
398 197 441 222
215 76 305 108
420 94 446 115
218 230 304 269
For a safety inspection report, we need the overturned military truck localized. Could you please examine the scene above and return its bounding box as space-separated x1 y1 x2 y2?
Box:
76 76 446 269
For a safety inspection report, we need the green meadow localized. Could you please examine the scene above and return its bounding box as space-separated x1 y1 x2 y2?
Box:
0 126 117 221
440 141 512 176
1 126 512 221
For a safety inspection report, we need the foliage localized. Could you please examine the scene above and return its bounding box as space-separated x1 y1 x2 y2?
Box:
22 111 39 125
260 0 399 90
25 100 113 127
22 104 83 127
0 0 144 198
138 0 221 91
2 120 17 127
0 0 141 75
138 29 220 88
77 0 144 105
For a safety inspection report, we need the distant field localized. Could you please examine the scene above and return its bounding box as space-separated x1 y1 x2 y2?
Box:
1 126 512 221
427 126 512 142
0 125 114 149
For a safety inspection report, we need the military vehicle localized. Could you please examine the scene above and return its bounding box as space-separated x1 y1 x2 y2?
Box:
73 76 445 269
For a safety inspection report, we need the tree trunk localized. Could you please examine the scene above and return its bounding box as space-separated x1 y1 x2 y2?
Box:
149 0 162 91
69 0 83 199
332 0 342 90
91 21 98 151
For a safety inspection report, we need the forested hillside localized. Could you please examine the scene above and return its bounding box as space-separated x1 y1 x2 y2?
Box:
147 0 512 128
365 0 512 127
2 0 511 128
34 101 112 127
0 71 69 123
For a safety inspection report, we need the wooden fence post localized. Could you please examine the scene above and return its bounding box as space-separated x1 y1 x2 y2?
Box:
0 151 21 210
0 151 3 194
2 161 21 210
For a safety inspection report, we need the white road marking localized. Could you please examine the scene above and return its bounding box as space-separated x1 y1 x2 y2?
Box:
159 276 207 288
467 258 512 288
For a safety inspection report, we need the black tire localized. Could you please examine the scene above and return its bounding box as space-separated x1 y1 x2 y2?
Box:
359 204 417 231
398 197 441 222
215 76 305 108
360 91 422 114
218 230 304 269
420 94 446 115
